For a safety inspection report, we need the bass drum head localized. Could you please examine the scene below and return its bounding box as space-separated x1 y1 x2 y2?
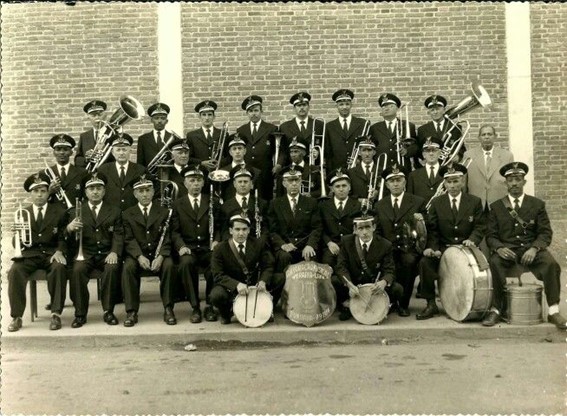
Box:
438 246 475 322
349 284 390 325
233 287 273 328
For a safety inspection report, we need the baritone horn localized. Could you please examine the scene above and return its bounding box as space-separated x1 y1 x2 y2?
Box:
13 203 32 258
147 130 183 175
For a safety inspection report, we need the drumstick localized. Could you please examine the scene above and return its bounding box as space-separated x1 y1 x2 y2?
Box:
341 275 372 309
244 290 249 323
253 283 259 318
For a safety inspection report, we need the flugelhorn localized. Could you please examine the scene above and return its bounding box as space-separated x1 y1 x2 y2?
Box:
13 203 32 258
208 122 230 182
44 160 73 208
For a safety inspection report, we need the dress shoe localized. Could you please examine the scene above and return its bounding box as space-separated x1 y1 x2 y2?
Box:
339 307 352 321
163 307 177 325
204 305 218 322
103 311 119 325
548 313 567 330
123 311 138 327
8 317 22 332
482 311 501 327
71 316 87 328
268 314 275 323
44 303 52 311
416 302 439 320
220 314 231 325
190 308 202 324
398 307 410 317
49 315 62 330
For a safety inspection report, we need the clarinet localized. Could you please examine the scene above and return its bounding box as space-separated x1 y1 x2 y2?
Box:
154 209 172 258
209 183 214 250
254 188 261 239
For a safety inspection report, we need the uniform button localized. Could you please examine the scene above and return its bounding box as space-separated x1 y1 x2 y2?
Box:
197 236 201 239
394 223 398 227
454 237 459 241
197 225 200 228
516 235 520 239
396 235 400 238
430 187 434 190
97 241 101 244
520 243 524 246
146 231 150 234
96 229 99 232
515 223 519 226
454 226 458 229
38 233 42 237
340 233 343 237
252 146 255 149
98 251 101 254
121 188 125 191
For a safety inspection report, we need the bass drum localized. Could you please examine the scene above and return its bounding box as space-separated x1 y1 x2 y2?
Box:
349 284 390 325
233 287 273 328
438 245 493 322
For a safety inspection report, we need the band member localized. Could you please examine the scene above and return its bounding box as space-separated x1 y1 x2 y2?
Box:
374 165 426 316
75 100 113 167
463 125 514 211
210 213 284 324
275 138 324 198
347 137 380 202
407 138 444 203
334 209 403 321
319 169 361 270
7 173 68 332
324 89 369 173
218 134 260 201
97 133 147 211
483 162 566 329
171 166 218 323
268 166 322 274
163 138 191 196
46 134 89 210
121 176 177 326
137 102 173 168
236 95 279 201
368 93 418 170
66 172 123 327
416 163 485 320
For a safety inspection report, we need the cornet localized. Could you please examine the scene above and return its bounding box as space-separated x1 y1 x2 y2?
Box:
44 160 73 208
13 203 32 258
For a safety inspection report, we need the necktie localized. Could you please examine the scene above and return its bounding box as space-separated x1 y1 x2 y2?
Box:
36 206 44 228
241 196 248 210
300 121 306 133
429 166 435 182
337 200 344 214
157 131 163 147
389 121 394 133
514 198 520 211
119 166 126 183
452 198 458 218
365 164 371 178
143 207 148 222
206 128 212 142
436 122 442 133
362 243 368 254
91 205 98 220
238 243 245 258
291 197 297 215
485 151 491 171
343 118 348 134
193 198 199 212
393 198 399 216
252 123 258 137
60 166 66 182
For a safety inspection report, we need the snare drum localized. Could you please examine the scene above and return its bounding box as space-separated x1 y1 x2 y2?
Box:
233 287 273 328
349 284 390 325
438 245 493 322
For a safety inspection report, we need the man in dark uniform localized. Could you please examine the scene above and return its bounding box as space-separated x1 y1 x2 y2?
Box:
236 95 280 201
97 133 147 212
324 89 370 173
46 134 89 210
121 176 177 326
416 163 485 320
334 209 403 321
217 134 260 202
7 172 68 332
368 93 417 170
171 166 218 323
347 137 382 203
75 100 113 168
162 138 191 196
66 172 123 327
407 138 444 207
374 165 426 316
210 213 284 324
268 166 322 274
319 168 361 270
483 162 567 329
137 102 174 169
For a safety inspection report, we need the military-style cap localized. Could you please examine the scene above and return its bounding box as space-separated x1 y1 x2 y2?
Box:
356 136 376 149
228 133 247 148
327 168 351 186
499 161 529 178
229 211 251 226
378 93 401 108
381 163 407 181
147 103 170 117
83 100 107 114
180 165 204 178
281 165 304 179
332 89 354 102
290 91 311 106
353 208 377 225
194 100 218 113
23 172 50 192
422 137 442 150
133 174 154 190
424 95 447 108
170 138 190 151
109 133 133 147
439 162 468 179
49 134 76 149
289 137 308 151
83 172 107 188
241 95 263 111
230 165 254 180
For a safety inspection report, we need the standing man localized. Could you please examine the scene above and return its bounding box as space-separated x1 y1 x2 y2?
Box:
75 100 113 168
210 213 284 324
368 93 417 170
463 125 514 211
415 95 449 168
66 172 123 328
347 138 380 202
137 102 173 168
324 89 369 173
374 165 426 316
7 172 68 332
97 133 147 211
483 162 566 329
407 138 444 205
236 95 280 201
416 163 485 320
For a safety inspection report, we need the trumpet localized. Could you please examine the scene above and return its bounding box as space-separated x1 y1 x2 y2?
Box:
155 180 178 258
208 122 230 182
75 196 85 261
13 203 32 258
147 130 182 175
306 117 327 197
44 160 73 208
425 157 472 211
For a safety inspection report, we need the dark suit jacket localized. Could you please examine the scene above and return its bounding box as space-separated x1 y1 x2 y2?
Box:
374 192 426 252
217 194 269 241
217 162 261 202
75 128 114 168
319 197 361 245
123 203 171 259
161 164 189 196
274 163 325 199
211 237 274 291
97 162 147 211
348 163 374 200
336 234 395 285
171 194 213 251
186 126 228 168
407 165 444 203
487 195 552 253
47 164 89 209
268 194 321 251
368 118 417 169
426 193 485 252
136 130 173 168
279 116 324 166
324 116 368 173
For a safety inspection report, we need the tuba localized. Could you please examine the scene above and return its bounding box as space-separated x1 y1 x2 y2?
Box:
439 83 491 166
208 122 230 182
13 203 32 258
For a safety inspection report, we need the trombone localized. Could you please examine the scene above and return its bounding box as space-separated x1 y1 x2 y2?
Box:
44 160 73 208
347 120 371 169
395 102 414 168
306 117 327 197
208 122 230 182
13 203 32 258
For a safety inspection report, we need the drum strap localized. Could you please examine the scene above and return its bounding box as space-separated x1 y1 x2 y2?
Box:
468 246 490 271
502 198 530 229
228 239 253 283
355 238 380 280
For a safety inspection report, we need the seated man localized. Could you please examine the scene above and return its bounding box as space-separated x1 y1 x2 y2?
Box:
121 175 177 327
484 162 567 329
334 209 403 321
7 172 68 332
210 213 284 324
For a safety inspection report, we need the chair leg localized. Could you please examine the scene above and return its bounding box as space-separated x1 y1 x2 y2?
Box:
30 280 37 323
